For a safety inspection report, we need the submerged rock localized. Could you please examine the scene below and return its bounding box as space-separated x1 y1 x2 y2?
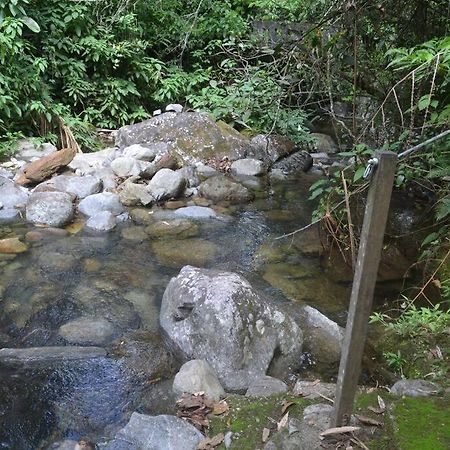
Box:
104 413 203 450
58 317 116 346
173 360 225 400
26 191 74 227
146 218 198 239
0 346 106 368
160 266 303 392
0 237 28 254
85 211 117 232
174 205 218 219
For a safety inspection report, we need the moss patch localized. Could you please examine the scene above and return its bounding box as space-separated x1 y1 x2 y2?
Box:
207 394 309 450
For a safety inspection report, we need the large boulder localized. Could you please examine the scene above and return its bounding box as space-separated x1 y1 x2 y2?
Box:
104 413 204 450
26 191 74 227
115 112 254 165
198 175 253 204
160 266 303 392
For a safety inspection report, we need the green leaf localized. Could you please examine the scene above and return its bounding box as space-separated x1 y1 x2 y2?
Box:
21 16 40 33
421 232 438 247
353 166 365 182
417 94 431 111
436 198 450 221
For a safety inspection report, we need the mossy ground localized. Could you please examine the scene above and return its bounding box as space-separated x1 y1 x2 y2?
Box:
205 391 450 450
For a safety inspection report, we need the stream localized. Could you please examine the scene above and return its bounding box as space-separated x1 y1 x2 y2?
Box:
0 171 407 449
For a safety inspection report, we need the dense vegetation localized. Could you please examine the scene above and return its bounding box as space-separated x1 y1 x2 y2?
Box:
0 0 449 378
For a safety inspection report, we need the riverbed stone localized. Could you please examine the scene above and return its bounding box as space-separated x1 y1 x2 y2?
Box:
68 147 117 174
38 251 77 272
270 150 313 174
160 266 303 392
147 168 185 201
0 237 28 254
122 144 157 161
58 317 116 346
52 174 102 199
0 208 20 223
249 134 295 163
198 175 253 204
146 218 198 239
119 180 153 206
152 239 217 268
311 133 338 154
390 379 442 397
26 191 74 227
121 226 148 241
0 176 29 208
123 290 158 329
85 211 117 232
78 192 124 217
104 413 203 450
293 380 336 400
111 156 145 178
174 205 218 219
130 207 154 224
173 360 225 400
0 346 106 368
231 158 266 176
245 375 288 397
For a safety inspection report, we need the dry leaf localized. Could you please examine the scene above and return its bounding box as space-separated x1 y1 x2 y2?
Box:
277 412 289 431
377 395 386 411
432 279 442 289
355 415 383 427
197 433 224 450
320 426 360 437
367 406 385 414
212 400 229 415
262 428 270 443
281 400 295 415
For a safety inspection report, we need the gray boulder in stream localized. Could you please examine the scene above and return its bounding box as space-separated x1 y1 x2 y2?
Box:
160 266 303 392
104 413 204 450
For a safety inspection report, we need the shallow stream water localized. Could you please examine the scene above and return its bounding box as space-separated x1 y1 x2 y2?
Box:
0 172 405 449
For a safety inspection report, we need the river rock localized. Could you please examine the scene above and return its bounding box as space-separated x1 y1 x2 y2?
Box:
245 375 288 397
110 331 177 381
178 166 200 187
249 134 295 163
85 211 117 231
390 379 442 397
165 103 183 113
174 205 218 219
173 360 225 400
68 147 117 174
0 208 20 222
293 380 336 399
111 156 145 178
121 226 148 241
147 168 185 201
119 180 153 206
198 175 253 204
15 139 57 162
52 174 102 199
0 176 29 208
58 317 116 345
122 144 157 161
130 207 154 224
297 305 344 366
26 191 74 227
146 219 198 239
152 239 217 268
0 167 13 178
0 346 106 368
116 112 254 166
104 413 203 450
160 266 303 392
311 133 338 154
270 150 313 175
231 158 266 176
0 237 28 254
78 192 124 217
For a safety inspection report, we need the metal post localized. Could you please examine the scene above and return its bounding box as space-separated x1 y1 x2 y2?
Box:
332 151 398 426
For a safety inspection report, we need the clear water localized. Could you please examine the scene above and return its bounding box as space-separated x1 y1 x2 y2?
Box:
0 172 404 449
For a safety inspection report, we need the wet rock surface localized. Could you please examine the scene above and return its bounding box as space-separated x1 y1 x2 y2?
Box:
26 192 74 227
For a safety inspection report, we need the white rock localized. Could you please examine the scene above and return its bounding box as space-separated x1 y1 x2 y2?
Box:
26 192 73 227
78 192 123 217
173 360 225 400
231 158 266 176
122 144 157 161
111 156 145 178
147 168 185 201
85 211 117 231
52 174 102 199
165 103 183 113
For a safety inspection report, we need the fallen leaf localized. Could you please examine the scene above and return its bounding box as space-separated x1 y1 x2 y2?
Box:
212 400 229 415
355 415 383 427
197 433 224 449
320 426 360 437
262 428 270 443
377 395 386 411
277 412 289 431
367 406 385 414
281 400 295 415
432 279 441 289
